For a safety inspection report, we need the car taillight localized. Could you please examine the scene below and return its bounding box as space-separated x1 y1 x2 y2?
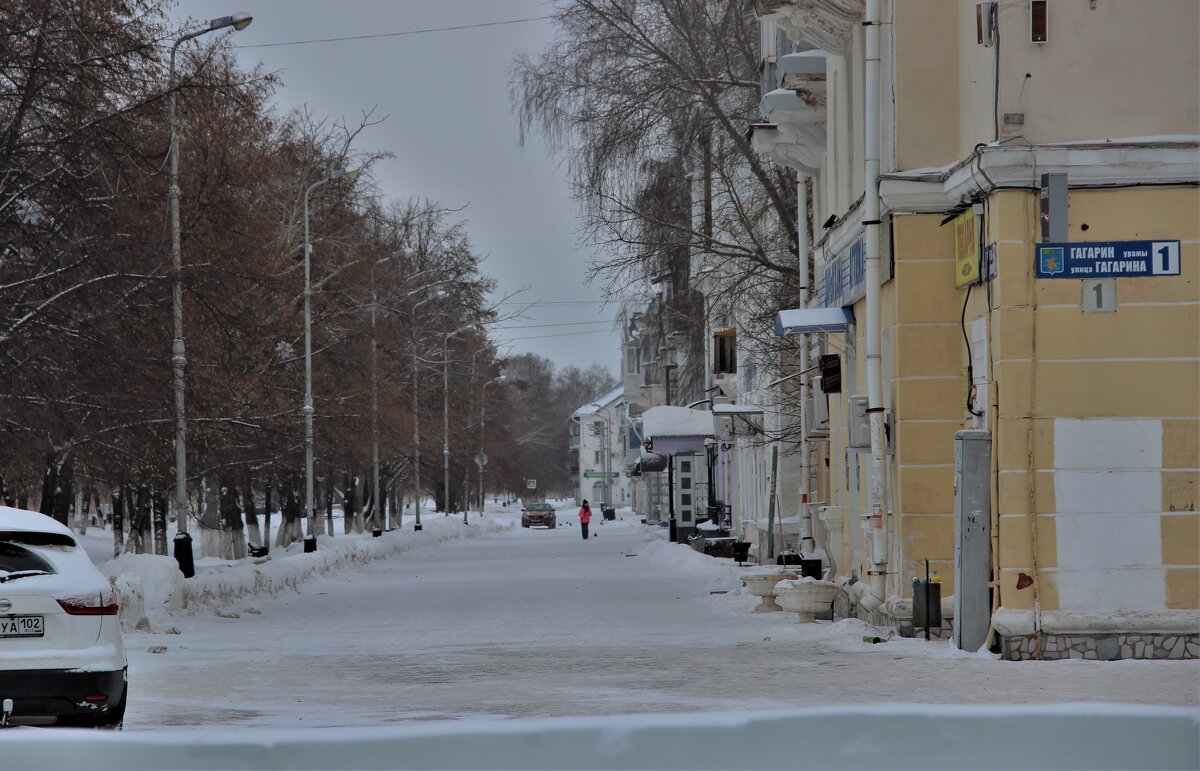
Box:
57 596 118 616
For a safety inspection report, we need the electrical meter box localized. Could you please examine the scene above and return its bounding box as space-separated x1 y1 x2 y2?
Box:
848 395 892 452
848 395 869 448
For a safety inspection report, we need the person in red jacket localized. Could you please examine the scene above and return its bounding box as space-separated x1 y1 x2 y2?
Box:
578 500 592 540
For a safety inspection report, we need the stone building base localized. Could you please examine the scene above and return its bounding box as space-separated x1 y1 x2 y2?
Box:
1001 632 1200 661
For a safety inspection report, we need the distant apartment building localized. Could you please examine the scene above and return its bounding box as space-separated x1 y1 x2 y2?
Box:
752 0 1198 658
569 387 631 508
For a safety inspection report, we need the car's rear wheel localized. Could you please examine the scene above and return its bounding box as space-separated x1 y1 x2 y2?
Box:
548 523 556 529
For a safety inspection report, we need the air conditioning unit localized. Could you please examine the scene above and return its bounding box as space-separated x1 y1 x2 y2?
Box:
805 375 830 439
976 2 997 47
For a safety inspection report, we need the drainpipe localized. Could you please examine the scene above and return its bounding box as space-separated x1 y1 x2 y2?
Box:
797 174 815 556
861 0 889 613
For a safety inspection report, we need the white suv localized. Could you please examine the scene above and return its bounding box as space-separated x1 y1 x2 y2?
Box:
0 506 126 727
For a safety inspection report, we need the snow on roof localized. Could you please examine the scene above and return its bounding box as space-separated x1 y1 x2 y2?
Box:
572 385 624 418
641 405 715 438
0 506 74 538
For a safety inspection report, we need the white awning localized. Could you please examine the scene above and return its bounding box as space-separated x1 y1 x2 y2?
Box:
774 306 854 336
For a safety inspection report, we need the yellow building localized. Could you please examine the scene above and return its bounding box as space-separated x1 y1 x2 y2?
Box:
755 0 1198 658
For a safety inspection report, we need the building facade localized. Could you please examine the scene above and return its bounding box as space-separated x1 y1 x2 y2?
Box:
570 387 631 509
753 0 1198 658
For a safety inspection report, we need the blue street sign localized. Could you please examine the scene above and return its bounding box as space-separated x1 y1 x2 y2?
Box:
1036 240 1181 279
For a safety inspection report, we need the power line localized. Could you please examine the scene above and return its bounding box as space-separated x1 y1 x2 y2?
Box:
235 16 552 49
494 300 614 306
502 329 617 342
496 320 613 330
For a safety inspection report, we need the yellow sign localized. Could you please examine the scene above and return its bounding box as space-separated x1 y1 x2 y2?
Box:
954 210 981 288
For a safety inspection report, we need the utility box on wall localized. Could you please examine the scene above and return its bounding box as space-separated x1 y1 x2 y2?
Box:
954 430 992 652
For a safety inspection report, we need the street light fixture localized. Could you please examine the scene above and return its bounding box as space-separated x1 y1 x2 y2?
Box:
166 11 253 578
410 288 447 531
302 166 361 552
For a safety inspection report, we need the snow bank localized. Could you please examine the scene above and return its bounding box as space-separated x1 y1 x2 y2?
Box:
5 704 1195 770
641 405 715 438
100 516 513 629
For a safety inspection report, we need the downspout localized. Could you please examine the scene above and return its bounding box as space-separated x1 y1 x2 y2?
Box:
797 174 815 557
861 0 889 613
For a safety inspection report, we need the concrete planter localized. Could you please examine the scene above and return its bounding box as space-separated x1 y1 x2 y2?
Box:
776 578 840 623
741 570 798 612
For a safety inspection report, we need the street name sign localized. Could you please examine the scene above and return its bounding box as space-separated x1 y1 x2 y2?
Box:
583 471 620 479
1036 240 1180 279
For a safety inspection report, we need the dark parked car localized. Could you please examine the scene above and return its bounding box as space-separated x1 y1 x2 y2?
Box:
520 503 557 529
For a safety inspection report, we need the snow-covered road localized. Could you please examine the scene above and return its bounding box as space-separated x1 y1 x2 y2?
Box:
120 514 1198 730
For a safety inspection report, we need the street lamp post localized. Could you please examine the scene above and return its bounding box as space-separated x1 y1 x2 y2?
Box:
368 249 414 536
477 375 505 522
410 290 446 531
167 11 252 578
442 323 477 517
302 166 360 552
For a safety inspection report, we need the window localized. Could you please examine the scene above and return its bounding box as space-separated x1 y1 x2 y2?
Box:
681 494 691 506
681 478 691 489
682 510 692 522
713 328 737 374
594 451 602 465
680 460 691 473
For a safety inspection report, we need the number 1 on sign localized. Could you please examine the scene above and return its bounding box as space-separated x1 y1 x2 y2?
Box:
1150 241 1180 275
1082 278 1116 313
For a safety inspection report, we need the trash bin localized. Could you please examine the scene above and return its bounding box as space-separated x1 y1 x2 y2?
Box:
731 541 751 565
602 506 616 521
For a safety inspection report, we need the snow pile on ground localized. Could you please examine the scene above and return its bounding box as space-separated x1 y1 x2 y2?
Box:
635 535 744 596
100 515 514 629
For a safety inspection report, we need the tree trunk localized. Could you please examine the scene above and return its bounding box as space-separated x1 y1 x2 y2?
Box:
244 474 262 549
219 477 245 560
263 479 273 551
152 488 167 555
111 486 125 558
199 477 222 558
324 466 335 536
275 478 302 548
132 483 150 554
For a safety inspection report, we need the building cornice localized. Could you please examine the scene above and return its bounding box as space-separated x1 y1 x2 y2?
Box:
880 137 1200 214
754 0 864 55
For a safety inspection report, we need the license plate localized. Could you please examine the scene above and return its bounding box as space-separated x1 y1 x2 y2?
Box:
0 615 43 638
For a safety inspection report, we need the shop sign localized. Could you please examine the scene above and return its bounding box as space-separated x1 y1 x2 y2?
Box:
1036 240 1181 279
954 210 981 288
816 231 895 308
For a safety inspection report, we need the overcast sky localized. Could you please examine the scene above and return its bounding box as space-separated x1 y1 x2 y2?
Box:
175 0 622 376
